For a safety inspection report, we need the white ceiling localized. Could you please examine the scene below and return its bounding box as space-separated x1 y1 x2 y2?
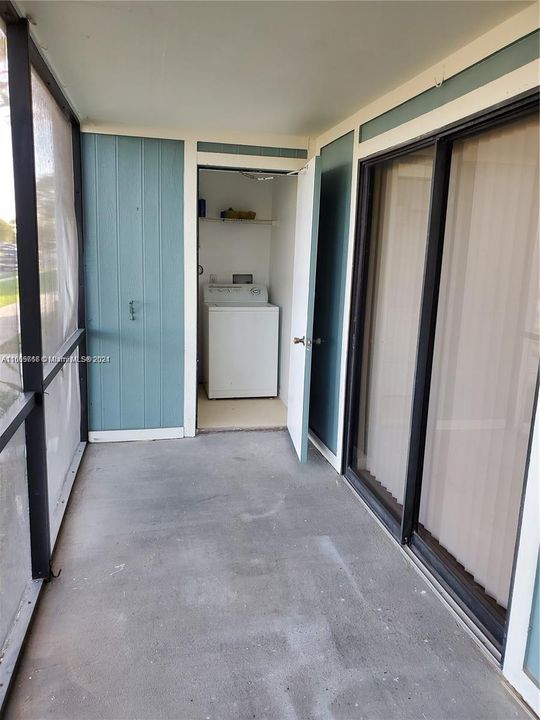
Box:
18 0 532 139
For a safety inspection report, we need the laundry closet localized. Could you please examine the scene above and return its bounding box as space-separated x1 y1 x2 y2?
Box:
197 167 298 431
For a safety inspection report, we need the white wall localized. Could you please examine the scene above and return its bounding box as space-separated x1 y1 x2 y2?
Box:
81 122 308 150
198 170 273 286
269 176 297 404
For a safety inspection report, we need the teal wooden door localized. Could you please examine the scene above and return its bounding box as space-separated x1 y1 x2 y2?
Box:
309 131 354 454
82 134 184 432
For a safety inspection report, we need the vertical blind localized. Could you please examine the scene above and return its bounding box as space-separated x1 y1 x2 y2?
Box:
356 148 433 507
419 115 539 608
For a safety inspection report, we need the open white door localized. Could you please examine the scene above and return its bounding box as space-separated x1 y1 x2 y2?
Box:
287 156 321 462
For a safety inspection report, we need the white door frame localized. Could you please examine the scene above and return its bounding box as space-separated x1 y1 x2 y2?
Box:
287 156 321 462
183 150 306 437
183 141 198 437
503 394 540 715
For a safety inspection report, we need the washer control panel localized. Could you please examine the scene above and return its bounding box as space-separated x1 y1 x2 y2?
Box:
203 283 268 303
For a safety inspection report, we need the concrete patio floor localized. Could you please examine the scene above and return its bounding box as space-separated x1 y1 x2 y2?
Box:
5 431 527 720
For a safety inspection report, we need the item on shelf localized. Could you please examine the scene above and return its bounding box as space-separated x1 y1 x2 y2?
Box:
198 198 207 217
220 208 256 220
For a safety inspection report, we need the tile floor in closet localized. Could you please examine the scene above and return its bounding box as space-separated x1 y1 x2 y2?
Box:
197 384 287 430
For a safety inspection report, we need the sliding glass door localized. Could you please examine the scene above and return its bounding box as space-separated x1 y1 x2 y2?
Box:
346 99 539 647
350 148 434 525
418 114 539 617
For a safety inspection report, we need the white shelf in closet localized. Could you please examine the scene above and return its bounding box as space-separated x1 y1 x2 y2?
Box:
198 217 276 226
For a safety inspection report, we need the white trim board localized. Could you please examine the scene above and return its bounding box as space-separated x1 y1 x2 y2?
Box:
503 398 540 716
197 152 305 173
88 428 185 443
183 140 198 438
80 123 308 149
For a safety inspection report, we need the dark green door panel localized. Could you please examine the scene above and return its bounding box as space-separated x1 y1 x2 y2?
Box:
309 131 354 454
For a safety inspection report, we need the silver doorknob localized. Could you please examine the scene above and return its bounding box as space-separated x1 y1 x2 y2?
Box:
293 336 305 345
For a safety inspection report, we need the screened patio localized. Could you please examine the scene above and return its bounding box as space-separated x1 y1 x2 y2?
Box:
0 1 539 718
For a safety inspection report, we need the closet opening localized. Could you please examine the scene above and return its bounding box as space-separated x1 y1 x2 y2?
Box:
196 166 298 432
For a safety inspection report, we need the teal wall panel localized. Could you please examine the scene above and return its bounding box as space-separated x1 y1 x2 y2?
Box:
197 141 308 159
309 131 354 454
141 139 162 428
524 551 540 685
360 30 539 142
117 136 145 428
82 134 184 431
160 141 185 427
95 135 121 429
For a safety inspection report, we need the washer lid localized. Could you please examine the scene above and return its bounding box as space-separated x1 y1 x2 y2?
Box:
203 283 268 303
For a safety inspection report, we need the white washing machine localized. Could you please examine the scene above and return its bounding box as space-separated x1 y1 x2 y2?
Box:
202 284 279 399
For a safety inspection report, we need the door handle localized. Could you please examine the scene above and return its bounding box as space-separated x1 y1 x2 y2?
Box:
129 300 135 321
293 336 322 346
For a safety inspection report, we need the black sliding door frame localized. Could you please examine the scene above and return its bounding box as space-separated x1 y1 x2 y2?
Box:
400 138 452 545
0 2 87 707
344 88 540 651
343 134 436 539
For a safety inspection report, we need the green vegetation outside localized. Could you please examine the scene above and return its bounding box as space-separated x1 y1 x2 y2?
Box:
0 274 18 308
